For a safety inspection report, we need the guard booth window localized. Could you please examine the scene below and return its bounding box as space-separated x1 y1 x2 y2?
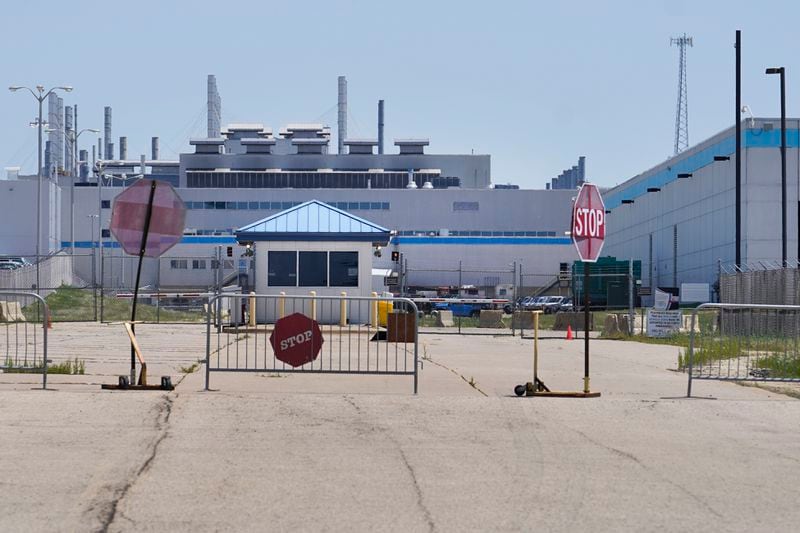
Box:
330 252 358 287
299 252 327 286
268 251 297 286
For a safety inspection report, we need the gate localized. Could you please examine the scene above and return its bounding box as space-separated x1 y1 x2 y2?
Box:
0 291 50 389
686 303 800 397
205 293 419 393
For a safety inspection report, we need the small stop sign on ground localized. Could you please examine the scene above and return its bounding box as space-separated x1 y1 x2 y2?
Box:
270 313 324 368
572 183 606 262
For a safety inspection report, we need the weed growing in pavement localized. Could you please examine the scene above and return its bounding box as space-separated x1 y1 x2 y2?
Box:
180 362 200 374
2 356 85 374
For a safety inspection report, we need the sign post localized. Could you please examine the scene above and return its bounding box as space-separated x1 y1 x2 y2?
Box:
572 183 606 395
515 183 605 398
108 179 186 388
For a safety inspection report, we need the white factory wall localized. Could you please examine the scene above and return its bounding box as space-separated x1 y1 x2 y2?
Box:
604 118 800 289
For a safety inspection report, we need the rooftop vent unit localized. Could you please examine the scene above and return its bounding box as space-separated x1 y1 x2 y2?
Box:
190 138 225 154
344 139 379 155
395 139 429 155
281 124 330 139
241 138 277 154
291 138 329 155
222 124 270 140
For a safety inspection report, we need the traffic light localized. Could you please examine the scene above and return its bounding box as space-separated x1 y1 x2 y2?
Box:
226 246 233 258
391 251 400 262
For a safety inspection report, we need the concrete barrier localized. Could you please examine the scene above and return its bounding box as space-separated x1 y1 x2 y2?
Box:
434 310 454 327
512 311 535 329
0 301 26 322
602 314 621 337
553 312 593 331
478 310 505 328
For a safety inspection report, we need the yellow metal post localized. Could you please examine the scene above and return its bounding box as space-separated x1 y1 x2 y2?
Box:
278 291 286 319
370 291 378 326
309 291 317 320
533 310 540 385
339 291 347 327
248 291 256 327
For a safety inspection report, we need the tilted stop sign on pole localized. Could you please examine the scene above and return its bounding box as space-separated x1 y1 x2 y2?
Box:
571 183 605 395
110 179 186 385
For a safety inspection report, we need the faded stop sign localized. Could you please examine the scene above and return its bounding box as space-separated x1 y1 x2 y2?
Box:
572 183 606 262
270 313 324 368
110 179 187 258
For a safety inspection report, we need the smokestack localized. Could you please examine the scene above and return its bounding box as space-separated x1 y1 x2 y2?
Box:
207 75 221 138
92 145 96 167
104 106 112 160
79 150 89 180
119 137 128 160
378 100 385 155
337 76 347 154
151 137 160 160
65 106 74 174
97 138 102 161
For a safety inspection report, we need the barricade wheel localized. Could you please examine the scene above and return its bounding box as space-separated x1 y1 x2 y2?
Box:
514 384 526 397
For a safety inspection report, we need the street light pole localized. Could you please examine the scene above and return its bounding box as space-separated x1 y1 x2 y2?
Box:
8 84 73 293
88 214 98 321
766 67 787 265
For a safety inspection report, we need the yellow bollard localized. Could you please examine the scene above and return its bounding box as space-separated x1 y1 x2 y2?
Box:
278 291 286 319
370 291 378 326
533 310 540 385
249 291 256 327
309 291 317 321
339 292 347 327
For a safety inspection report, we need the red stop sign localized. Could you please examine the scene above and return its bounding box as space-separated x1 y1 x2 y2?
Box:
270 313 324 368
572 183 606 262
110 179 187 258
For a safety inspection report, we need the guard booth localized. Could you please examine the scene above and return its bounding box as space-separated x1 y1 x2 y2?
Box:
235 200 391 324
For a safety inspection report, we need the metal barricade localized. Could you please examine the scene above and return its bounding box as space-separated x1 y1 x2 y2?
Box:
205 293 419 393
686 303 800 397
0 291 50 389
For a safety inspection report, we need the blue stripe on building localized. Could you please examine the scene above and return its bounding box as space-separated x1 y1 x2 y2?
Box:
605 129 800 210
63 235 238 248
394 237 572 245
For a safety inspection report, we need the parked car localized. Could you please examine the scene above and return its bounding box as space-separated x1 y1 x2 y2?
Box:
558 298 574 313
526 296 548 311
0 262 19 271
541 296 565 314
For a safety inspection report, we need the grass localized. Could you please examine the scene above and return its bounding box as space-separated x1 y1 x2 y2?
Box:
3 356 85 374
179 362 201 374
23 285 205 323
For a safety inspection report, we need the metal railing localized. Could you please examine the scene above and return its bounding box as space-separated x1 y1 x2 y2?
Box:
0 291 50 389
205 293 420 393
686 303 800 397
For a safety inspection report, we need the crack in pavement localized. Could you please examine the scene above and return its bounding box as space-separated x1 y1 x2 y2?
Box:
397 446 436 533
88 394 175 533
567 425 724 519
420 353 488 397
342 395 435 532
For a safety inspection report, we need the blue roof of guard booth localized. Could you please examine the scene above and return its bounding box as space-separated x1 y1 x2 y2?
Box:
235 199 391 243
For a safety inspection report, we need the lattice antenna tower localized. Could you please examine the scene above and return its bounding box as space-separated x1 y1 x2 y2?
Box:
671 34 693 155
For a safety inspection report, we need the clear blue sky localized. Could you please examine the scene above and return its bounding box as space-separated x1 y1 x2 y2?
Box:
2 0 798 189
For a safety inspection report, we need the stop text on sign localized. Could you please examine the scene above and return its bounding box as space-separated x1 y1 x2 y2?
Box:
573 208 605 238
280 330 313 351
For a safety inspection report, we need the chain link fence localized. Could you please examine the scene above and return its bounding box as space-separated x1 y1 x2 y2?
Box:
720 263 800 305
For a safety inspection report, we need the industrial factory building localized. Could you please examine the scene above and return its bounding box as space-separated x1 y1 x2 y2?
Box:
1 74 577 295
604 117 800 293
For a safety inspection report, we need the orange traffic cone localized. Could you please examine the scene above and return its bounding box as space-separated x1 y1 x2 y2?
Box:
566 324 573 340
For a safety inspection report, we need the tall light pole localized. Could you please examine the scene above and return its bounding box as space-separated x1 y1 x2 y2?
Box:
766 67 787 266
8 84 73 293
87 214 99 321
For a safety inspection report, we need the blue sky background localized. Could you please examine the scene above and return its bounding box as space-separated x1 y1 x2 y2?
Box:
2 0 799 189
